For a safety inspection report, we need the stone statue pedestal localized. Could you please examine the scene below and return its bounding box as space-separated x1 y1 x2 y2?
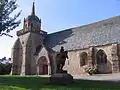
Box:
50 71 73 84
56 70 67 73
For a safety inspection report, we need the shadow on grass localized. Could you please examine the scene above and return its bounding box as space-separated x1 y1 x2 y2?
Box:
0 85 28 90
0 76 120 90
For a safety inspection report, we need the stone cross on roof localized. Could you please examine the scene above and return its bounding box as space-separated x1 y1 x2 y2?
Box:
31 1 35 15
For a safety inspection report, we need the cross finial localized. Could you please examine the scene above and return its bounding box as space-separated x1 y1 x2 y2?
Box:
31 0 35 15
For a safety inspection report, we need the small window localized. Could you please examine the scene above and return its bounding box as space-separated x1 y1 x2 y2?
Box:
68 60 69 65
34 45 42 55
80 52 88 66
22 41 24 44
25 24 27 28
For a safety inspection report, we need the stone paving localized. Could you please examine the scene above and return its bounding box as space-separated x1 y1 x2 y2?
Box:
38 73 120 82
73 73 120 82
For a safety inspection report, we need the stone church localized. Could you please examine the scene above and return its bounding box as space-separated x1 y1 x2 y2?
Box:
11 2 120 76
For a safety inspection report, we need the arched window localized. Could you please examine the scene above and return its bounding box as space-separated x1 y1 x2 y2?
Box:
96 49 107 64
80 52 88 66
34 45 42 55
25 24 27 28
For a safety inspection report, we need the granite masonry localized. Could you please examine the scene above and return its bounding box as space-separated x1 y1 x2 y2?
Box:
11 2 120 76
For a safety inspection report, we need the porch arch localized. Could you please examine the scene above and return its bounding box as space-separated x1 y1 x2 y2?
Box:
96 49 107 64
96 49 108 73
37 56 48 75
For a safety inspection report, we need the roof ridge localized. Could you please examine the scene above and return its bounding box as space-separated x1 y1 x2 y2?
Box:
48 15 120 35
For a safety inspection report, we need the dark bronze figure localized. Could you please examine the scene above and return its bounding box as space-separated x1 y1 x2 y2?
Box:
50 46 73 85
56 46 68 72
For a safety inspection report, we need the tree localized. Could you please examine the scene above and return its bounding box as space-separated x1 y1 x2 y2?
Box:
0 0 21 37
0 63 12 75
0 57 12 75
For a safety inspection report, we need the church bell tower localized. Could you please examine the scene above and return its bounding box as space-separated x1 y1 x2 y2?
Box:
17 2 46 36
12 2 47 75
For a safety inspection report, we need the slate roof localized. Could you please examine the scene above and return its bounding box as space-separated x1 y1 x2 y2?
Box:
44 16 120 52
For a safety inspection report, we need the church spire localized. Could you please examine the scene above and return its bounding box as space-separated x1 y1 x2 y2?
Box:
31 1 35 15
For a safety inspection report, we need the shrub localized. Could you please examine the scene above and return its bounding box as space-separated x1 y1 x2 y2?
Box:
84 66 98 75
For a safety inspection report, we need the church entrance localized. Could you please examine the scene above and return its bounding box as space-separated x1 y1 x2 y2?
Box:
42 65 48 74
96 49 107 73
37 56 48 75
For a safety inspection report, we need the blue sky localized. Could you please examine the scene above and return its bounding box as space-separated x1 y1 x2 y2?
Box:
0 0 120 58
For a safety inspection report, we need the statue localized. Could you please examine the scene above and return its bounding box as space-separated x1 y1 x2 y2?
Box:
50 46 73 84
56 46 68 73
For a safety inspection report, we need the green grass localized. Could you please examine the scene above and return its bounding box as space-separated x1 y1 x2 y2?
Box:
0 76 119 90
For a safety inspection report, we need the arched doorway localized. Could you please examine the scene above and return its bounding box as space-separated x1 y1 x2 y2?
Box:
96 49 107 64
37 56 48 75
96 49 107 73
80 52 88 66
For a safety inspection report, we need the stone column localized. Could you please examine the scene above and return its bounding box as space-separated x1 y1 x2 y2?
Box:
20 47 26 75
51 53 57 74
48 62 51 75
111 44 119 73
53 53 57 74
20 58 25 76
88 47 93 67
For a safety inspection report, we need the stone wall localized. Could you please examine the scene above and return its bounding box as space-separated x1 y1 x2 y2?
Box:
63 48 88 76
11 39 23 75
12 31 46 75
63 44 114 76
116 44 120 72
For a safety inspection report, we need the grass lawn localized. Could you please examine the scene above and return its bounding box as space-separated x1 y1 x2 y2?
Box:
0 76 120 90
